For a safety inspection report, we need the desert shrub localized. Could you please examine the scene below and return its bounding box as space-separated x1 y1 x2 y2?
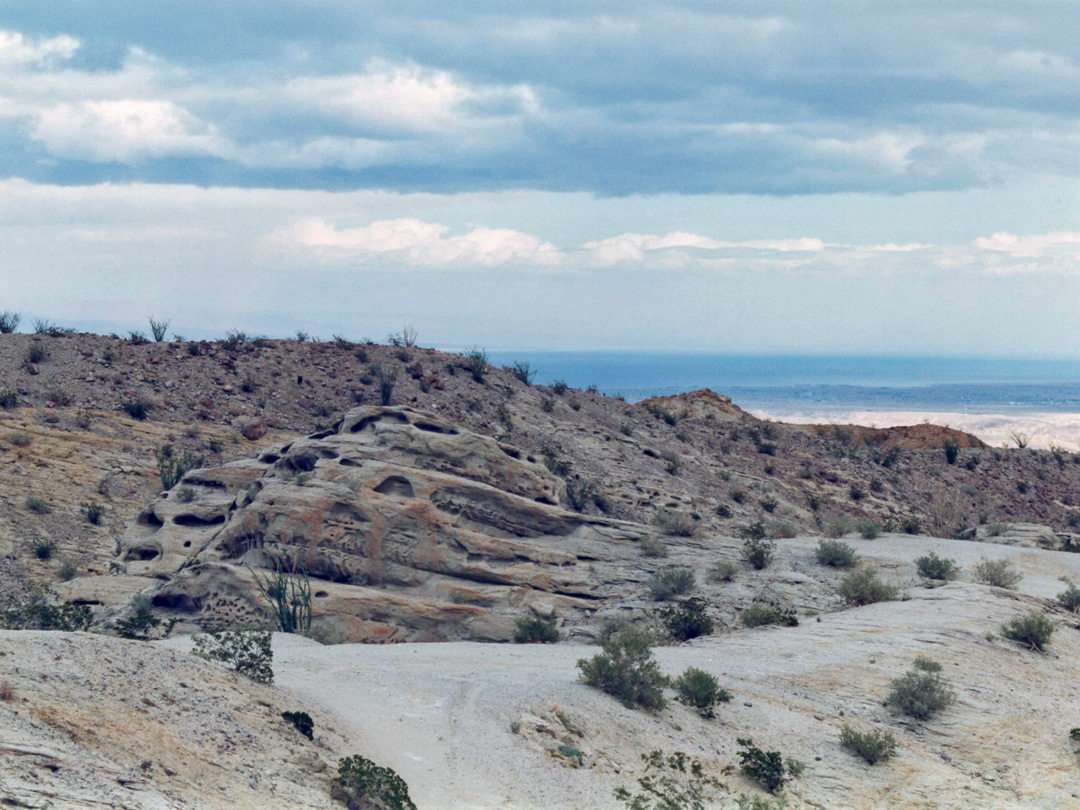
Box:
647 567 696 601
660 448 681 474
849 485 866 501
0 593 93 632
901 517 921 535
565 478 598 512
825 515 852 538
652 508 695 537
122 397 150 420
513 615 560 643
885 660 955 720
1058 582 1080 612
730 488 747 504
128 331 150 345
614 750 724 810
971 557 1022 589
25 496 51 516
715 504 731 518
55 559 78 581
708 560 739 582
176 485 196 503
640 536 669 558
464 348 488 382
0 390 15 409
759 496 778 513
855 517 882 539
253 554 312 634
375 365 398 405
113 611 163 640
282 710 314 740
672 667 731 718
837 567 898 606
943 438 959 464
1000 610 1054 652
766 519 797 539
7 430 30 447
741 533 774 570
740 601 798 629
155 444 204 490
31 537 56 559
82 501 104 525
507 361 536 385
577 630 667 710
0 310 20 333
839 725 897 764
915 551 959 581
148 316 170 342
335 755 417 810
661 597 714 641
814 539 857 568
192 627 274 684
551 380 568 395
25 341 48 363
736 738 801 794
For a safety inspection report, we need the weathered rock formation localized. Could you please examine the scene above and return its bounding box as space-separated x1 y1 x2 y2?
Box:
112 406 650 642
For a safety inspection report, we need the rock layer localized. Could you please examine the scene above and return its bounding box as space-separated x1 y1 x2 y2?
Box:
113 406 649 641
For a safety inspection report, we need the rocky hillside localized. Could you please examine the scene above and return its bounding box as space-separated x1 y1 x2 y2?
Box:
4 330 1080 601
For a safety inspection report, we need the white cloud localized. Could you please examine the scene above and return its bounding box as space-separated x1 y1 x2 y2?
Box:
30 99 227 163
582 231 825 265
0 30 79 69
287 217 562 267
974 231 1080 259
282 61 538 135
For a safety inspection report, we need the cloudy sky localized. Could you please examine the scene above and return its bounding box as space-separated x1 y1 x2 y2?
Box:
2 2 1079 355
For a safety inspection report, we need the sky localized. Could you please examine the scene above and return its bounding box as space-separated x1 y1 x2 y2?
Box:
1 2 1080 355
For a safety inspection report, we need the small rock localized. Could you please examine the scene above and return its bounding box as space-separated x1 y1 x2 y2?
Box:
239 418 267 441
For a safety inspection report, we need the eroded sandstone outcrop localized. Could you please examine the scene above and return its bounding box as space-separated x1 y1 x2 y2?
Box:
111 406 650 641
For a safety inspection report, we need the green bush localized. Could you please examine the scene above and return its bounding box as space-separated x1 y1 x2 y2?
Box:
741 534 775 570
614 750 724 810
253 554 312 634
83 501 104 525
660 597 714 642
513 615 560 643
647 567 696 601
192 627 274 684
155 444 204 490
25 341 48 363
672 667 731 719
885 660 955 720
837 567 898 606
335 755 417 810
577 630 667 710
113 611 163 640
464 348 488 382
32 537 56 559
839 725 897 764
565 478 598 512
1058 582 1080 612
652 508 696 537
26 496 51 515
0 390 15 409
736 738 798 794
0 593 93 631
0 310 20 333
282 710 314 740
507 361 536 385
814 539 857 568
122 397 150 420
551 380 569 395
971 558 1022 589
708 560 739 582
855 517 882 539
1000 610 1054 652
740 601 798 629
915 551 959 581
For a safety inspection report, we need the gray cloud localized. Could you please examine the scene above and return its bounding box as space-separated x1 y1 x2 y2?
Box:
2 3 1080 194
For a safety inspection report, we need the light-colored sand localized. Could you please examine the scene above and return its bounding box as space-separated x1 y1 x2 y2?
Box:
754 408 1080 450
198 534 1080 810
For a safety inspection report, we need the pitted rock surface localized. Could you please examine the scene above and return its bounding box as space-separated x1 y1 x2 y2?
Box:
113 406 650 641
